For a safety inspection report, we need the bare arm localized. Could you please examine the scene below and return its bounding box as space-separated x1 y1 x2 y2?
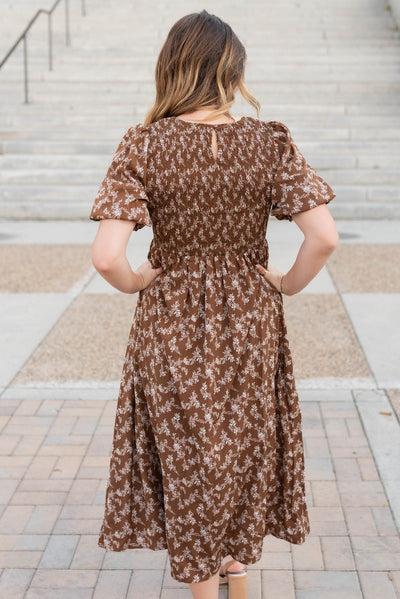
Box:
91 219 163 294
256 204 339 295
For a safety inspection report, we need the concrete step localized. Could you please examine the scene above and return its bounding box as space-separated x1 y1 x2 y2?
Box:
2 168 399 186
3 138 400 155
0 153 365 171
2 126 400 142
1 152 399 170
2 101 400 117
1 199 399 221
0 183 398 203
1 0 400 219
2 116 400 135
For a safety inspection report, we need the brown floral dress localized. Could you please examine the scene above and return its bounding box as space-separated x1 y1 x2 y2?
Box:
89 115 336 584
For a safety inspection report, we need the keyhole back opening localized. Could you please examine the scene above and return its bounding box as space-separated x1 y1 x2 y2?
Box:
210 129 218 161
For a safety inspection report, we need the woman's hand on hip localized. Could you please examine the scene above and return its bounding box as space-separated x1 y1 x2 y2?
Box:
133 260 164 292
255 263 288 295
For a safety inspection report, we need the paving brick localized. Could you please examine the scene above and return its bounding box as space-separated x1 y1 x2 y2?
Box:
30 568 98 588
309 507 345 522
23 505 61 534
18 479 71 492
249 551 292 569
0 455 31 478
310 520 348 536
246 569 262 599
0 568 35 599
65 479 98 504
371 507 399 536
42 435 91 447
352 536 400 553
294 570 360 591
92 569 131 599
14 400 42 416
70 535 104 569
304 436 330 458
332 458 362 481
311 481 342 506
49 416 78 436
345 418 364 437
39 534 80 568
358 571 398 598
357 457 380 481
3 415 53 436
72 416 100 435
103 547 168 570
0 399 19 416
328 436 370 451
296 591 362 598
324 419 349 438
160 589 193 599
0 551 42 568
391 571 400 597
343 507 378 536
354 551 400 570
319 402 358 419
0 479 19 505
330 445 372 458
0 435 20 454
36 400 63 416
60 504 104 519
24 456 58 479
50 455 83 479
155 566 188 596
38 444 88 457
53 518 100 534
13 435 44 456
351 536 400 570
25 588 92 599
321 536 356 570
0 505 34 533
261 569 295 599
262 535 292 552
337 481 389 507
0 534 48 550
10 491 67 505
305 457 335 480
291 537 323 570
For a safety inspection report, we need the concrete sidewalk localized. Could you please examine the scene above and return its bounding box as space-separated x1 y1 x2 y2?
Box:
0 218 399 598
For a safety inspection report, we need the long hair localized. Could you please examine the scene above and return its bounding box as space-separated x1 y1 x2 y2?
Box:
144 10 260 125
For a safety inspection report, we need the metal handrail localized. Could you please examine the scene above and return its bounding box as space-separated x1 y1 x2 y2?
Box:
0 0 87 103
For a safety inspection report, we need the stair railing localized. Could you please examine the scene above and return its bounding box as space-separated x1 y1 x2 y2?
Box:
0 0 87 103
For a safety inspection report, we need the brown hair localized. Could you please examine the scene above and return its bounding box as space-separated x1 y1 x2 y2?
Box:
143 10 260 125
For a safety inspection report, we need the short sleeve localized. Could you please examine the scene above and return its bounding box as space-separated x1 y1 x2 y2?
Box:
268 121 336 221
89 123 152 231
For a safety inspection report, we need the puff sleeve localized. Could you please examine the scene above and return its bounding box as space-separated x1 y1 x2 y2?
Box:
89 123 152 231
268 121 336 221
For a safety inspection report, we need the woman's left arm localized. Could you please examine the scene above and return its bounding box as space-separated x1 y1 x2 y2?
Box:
91 219 163 294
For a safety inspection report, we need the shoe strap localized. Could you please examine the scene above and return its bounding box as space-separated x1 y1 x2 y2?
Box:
220 558 247 576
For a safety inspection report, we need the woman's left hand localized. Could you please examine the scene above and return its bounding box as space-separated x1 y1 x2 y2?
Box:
133 260 164 292
255 263 284 292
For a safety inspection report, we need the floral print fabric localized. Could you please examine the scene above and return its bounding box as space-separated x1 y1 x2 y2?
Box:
89 116 335 584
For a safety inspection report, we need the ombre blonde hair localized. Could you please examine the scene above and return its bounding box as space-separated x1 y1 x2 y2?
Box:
144 10 260 125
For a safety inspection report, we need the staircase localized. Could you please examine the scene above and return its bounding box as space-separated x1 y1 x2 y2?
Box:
1 0 400 220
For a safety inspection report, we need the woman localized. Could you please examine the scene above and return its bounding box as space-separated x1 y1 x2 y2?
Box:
89 9 338 599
